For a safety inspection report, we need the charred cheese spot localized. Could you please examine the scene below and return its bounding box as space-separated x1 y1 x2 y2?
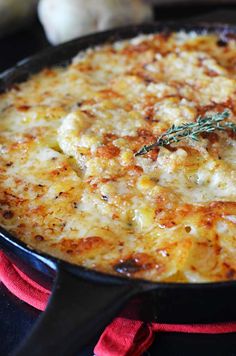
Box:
96 144 120 159
1 31 236 282
2 210 14 219
59 236 104 255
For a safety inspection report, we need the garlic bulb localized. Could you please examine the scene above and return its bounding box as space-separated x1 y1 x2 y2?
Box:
38 0 153 45
0 0 37 37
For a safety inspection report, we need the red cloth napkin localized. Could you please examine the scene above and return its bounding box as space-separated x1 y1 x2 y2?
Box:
0 251 236 356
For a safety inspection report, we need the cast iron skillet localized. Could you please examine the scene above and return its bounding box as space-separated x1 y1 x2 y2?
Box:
1 22 236 356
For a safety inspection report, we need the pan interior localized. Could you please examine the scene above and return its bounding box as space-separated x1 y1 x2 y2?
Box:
1 25 236 284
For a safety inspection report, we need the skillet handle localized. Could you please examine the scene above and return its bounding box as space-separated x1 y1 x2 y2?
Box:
14 265 140 356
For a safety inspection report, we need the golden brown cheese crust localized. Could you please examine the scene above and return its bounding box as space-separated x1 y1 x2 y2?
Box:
1 31 236 282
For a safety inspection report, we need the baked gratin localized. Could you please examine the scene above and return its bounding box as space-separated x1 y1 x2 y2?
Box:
1 31 236 283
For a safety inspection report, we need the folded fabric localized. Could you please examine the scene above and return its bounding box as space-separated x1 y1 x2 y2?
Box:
1 250 236 356
0 251 50 311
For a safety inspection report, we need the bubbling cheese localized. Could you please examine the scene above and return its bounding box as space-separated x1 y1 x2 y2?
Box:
1 31 236 282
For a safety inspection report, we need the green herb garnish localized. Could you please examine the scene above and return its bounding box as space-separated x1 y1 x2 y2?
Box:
135 110 236 156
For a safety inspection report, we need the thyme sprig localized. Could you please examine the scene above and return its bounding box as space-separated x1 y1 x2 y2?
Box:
135 110 235 156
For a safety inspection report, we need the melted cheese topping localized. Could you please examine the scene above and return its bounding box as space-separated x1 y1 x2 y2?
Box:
1 31 236 282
